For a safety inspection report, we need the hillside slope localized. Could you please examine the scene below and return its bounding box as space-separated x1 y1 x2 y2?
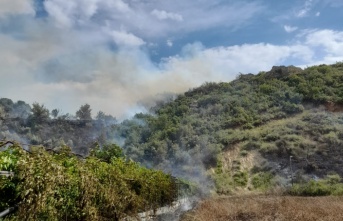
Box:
2 62 343 195
115 62 343 193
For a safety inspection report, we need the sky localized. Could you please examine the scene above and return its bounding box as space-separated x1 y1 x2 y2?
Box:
1 0 343 119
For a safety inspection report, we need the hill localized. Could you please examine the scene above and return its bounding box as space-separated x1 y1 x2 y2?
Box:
114 62 343 194
2 62 343 198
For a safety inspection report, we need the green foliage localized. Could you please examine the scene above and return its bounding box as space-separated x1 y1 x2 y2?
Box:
28 103 50 127
50 109 60 119
289 64 343 103
0 147 21 211
176 178 198 196
91 143 124 163
251 172 274 190
0 143 178 220
290 174 343 196
3 62 343 196
108 63 343 194
76 103 92 120
233 171 248 187
213 173 233 194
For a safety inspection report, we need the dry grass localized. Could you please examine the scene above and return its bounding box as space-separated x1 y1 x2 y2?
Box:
180 195 343 221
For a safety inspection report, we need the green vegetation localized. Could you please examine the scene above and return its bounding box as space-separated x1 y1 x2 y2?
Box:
2 62 343 200
114 63 343 194
290 174 343 196
0 142 178 220
251 172 274 190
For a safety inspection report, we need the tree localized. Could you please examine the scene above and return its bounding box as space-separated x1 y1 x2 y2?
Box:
51 109 60 119
76 104 92 121
96 111 117 126
91 143 124 163
30 103 50 123
12 101 31 119
0 98 14 113
96 111 106 120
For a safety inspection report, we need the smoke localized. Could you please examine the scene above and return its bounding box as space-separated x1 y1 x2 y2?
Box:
0 21 234 119
0 0 34 17
0 0 266 120
115 114 215 198
1 1 343 121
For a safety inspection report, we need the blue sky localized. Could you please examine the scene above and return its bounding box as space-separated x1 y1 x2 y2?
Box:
1 0 343 118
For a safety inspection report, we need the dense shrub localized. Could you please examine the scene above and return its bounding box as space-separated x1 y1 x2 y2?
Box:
233 171 248 187
251 172 274 190
0 143 178 220
289 175 343 196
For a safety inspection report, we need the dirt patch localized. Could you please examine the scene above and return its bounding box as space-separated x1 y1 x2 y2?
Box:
180 195 343 221
324 101 343 112
222 145 262 172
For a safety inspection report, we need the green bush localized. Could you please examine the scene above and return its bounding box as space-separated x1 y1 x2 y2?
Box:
0 147 21 211
290 180 331 196
233 171 248 187
0 143 178 220
289 174 343 196
213 173 233 194
91 143 124 163
252 172 274 190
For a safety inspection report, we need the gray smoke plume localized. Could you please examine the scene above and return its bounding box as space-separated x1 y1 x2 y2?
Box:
2 0 338 120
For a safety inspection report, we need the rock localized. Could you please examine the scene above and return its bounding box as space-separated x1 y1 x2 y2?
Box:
265 65 302 79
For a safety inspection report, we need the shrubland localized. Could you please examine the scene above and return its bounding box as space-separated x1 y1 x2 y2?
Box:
0 142 178 220
115 62 343 195
2 62 343 219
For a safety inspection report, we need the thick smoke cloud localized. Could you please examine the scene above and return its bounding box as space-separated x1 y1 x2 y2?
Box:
1 1 343 119
0 0 34 17
0 0 265 119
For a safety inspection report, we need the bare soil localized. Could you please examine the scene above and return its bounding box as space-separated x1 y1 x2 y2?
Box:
180 195 343 221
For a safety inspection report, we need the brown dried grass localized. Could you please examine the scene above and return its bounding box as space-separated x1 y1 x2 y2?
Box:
180 195 343 221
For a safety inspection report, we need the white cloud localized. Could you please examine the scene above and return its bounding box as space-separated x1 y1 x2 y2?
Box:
296 0 314 18
323 0 343 7
316 11 321 16
0 0 266 118
42 0 263 39
284 25 298 33
151 9 183 21
3 0 343 119
0 0 34 17
3 27 343 119
305 29 343 56
110 30 145 47
296 9 308 18
167 39 173 47
44 0 130 27
44 1 75 27
161 42 313 84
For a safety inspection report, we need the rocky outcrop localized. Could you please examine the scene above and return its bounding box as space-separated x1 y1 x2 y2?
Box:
265 65 302 79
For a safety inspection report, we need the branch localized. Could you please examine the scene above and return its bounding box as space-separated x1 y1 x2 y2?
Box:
0 140 15 148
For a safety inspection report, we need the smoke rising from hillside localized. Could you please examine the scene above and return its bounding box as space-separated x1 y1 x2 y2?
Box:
1 1 343 119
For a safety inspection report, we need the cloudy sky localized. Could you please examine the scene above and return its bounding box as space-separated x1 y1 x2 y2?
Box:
1 0 343 119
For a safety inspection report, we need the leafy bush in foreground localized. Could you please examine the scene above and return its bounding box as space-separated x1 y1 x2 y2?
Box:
0 142 177 220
